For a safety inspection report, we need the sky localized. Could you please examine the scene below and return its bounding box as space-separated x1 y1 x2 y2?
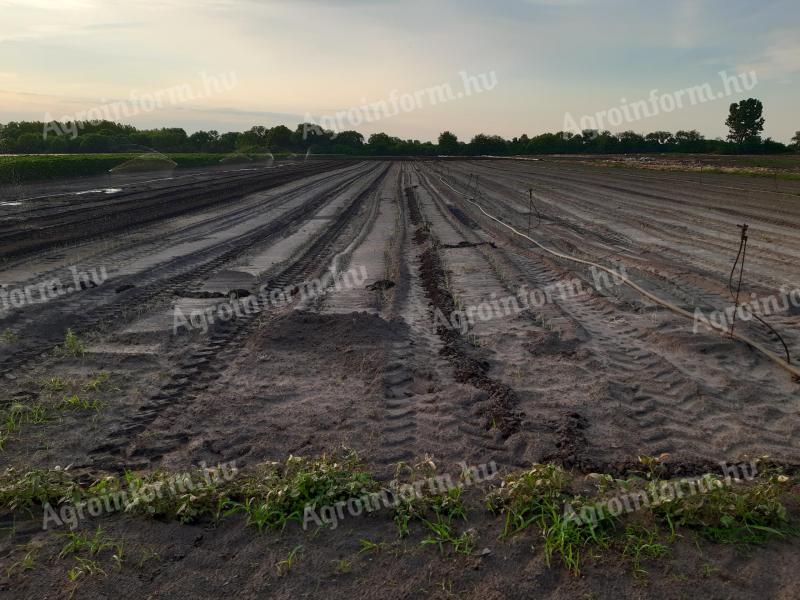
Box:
1 0 798 142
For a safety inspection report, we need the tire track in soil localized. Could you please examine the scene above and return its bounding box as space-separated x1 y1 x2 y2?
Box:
0 165 376 379
405 179 523 441
415 165 594 469
88 163 393 469
429 163 800 472
0 162 371 291
365 164 509 473
372 165 427 469
444 161 800 358
0 161 349 259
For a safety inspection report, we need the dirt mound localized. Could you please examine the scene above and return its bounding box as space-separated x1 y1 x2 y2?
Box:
257 310 407 353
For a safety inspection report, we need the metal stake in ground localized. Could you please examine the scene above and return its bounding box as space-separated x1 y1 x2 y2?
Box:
527 187 542 234
528 188 533 233
729 223 748 337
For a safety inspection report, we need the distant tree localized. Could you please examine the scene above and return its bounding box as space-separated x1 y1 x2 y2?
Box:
645 131 674 146
725 98 765 145
292 123 329 150
188 130 218 152
468 134 507 155
674 129 706 152
437 131 459 155
792 131 800 152
237 125 268 151
14 132 45 153
761 137 788 154
367 132 402 155
266 125 293 151
332 130 364 151
78 133 111 153
617 131 646 152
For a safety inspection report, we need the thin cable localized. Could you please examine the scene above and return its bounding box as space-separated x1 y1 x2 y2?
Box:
728 225 747 336
430 166 800 380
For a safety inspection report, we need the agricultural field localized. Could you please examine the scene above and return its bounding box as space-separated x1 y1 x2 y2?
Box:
549 153 800 181
0 153 283 185
1 159 799 598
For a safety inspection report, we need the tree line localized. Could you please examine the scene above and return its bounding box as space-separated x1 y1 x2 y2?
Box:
1 98 798 156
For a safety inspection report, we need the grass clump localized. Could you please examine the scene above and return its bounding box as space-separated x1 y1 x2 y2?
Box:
653 470 796 545
119 467 231 524
420 488 475 555
388 457 476 555
56 329 86 358
59 527 125 595
619 524 669 577
59 527 122 560
5 544 40 578
358 539 388 554
486 463 568 535
275 545 303 576
486 464 617 574
0 373 114 451
0 467 81 516
61 394 102 411
1 403 48 449
228 450 379 532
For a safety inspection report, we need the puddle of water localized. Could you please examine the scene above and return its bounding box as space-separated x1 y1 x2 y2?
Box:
73 188 123 196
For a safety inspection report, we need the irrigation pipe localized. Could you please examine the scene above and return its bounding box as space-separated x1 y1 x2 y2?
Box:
430 168 800 380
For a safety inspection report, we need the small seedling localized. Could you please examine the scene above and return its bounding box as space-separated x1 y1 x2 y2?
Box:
59 527 121 558
275 545 302 577
42 377 69 393
333 558 351 574
67 556 105 581
6 548 37 577
358 539 388 554
83 372 115 393
57 329 86 357
620 524 668 577
62 394 101 411
136 547 160 569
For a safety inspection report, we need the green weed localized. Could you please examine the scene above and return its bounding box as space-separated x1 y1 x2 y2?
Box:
654 471 796 545
620 524 669 577
56 329 86 357
0 467 81 515
61 394 101 411
275 545 302 576
227 450 379 532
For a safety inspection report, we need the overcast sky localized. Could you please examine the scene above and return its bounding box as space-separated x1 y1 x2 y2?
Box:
1 0 798 141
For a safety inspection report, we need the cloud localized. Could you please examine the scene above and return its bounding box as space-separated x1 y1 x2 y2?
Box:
739 30 800 81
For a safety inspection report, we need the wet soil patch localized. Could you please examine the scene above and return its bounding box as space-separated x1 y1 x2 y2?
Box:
447 204 479 228
256 310 407 359
441 240 497 249
365 279 395 291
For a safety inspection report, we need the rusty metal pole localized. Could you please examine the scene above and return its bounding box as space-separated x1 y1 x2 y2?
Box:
528 188 533 234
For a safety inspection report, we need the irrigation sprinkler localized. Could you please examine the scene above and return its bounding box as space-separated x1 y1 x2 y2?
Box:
727 222 792 364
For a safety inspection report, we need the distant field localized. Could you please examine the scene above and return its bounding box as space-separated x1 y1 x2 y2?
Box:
548 153 800 180
0 153 279 184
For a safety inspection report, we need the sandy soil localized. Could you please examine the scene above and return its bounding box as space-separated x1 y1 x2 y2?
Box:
1 160 799 599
